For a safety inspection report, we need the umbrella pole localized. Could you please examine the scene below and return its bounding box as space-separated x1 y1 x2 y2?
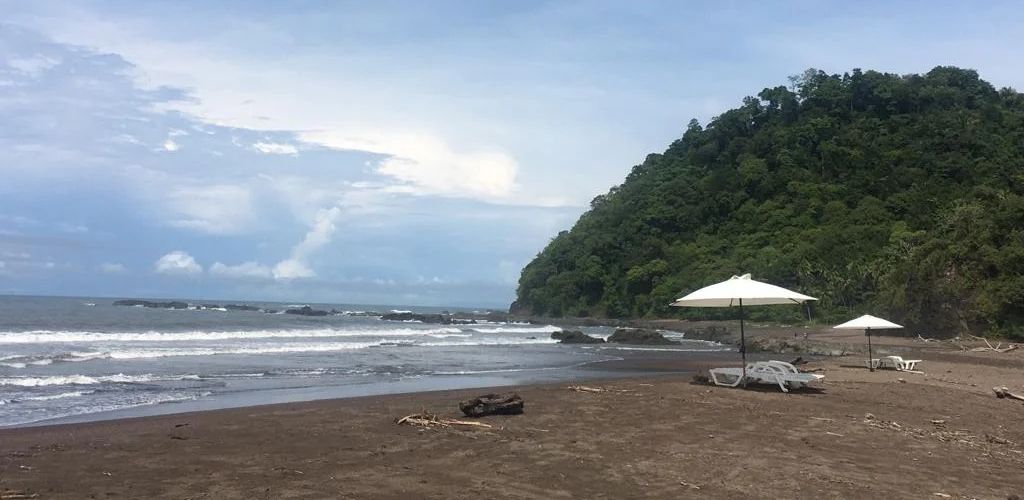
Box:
739 298 746 387
867 328 874 372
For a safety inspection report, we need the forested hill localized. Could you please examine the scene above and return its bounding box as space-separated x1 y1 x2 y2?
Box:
513 67 1024 338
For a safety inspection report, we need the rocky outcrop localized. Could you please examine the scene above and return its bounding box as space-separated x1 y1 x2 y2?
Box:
379 312 478 324
224 304 261 312
551 330 605 344
459 393 524 417
285 305 330 316
381 312 451 323
606 328 679 345
113 299 188 309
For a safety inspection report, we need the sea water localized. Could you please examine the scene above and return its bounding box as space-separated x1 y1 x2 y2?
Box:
0 296 729 427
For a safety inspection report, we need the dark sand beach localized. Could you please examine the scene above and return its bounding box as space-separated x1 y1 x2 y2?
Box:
2 334 1022 500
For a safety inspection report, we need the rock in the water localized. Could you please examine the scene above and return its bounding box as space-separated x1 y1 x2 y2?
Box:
380 312 453 324
285 305 330 316
606 328 679 345
223 304 261 312
113 299 189 309
551 330 605 344
459 393 524 417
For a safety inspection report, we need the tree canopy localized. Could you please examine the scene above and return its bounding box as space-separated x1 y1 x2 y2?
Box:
513 67 1024 339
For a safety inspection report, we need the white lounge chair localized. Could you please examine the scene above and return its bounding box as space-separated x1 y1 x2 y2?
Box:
708 361 824 392
875 355 921 371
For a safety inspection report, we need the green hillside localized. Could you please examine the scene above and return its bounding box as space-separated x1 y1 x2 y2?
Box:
513 67 1024 338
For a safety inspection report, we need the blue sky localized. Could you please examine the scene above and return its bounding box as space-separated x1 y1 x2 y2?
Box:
1 1 1023 307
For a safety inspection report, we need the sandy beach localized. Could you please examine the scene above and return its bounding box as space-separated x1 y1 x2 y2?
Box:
2 334 1022 500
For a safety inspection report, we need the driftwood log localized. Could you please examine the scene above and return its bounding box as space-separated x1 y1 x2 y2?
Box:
459 393 524 417
993 387 1024 401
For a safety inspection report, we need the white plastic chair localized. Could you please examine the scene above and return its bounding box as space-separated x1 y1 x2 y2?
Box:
709 361 824 392
879 355 921 371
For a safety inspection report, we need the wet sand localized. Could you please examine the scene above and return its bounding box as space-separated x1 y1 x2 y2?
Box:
1 342 1022 499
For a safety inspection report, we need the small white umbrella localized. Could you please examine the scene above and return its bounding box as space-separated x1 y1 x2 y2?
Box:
671 274 817 382
833 314 903 372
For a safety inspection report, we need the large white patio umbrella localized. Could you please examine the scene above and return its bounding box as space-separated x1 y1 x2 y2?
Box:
671 274 817 383
833 314 903 372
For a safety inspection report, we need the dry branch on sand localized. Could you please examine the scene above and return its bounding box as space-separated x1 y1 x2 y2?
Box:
992 387 1024 402
395 411 494 429
567 385 641 395
568 385 607 393
964 336 1020 353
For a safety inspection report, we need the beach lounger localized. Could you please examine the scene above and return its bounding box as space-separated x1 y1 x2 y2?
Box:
878 355 921 371
708 361 824 392
708 367 745 387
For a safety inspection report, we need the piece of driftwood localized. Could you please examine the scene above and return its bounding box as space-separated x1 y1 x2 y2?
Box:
992 387 1024 401
458 393 524 417
396 411 494 429
568 385 606 393
967 336 1020 353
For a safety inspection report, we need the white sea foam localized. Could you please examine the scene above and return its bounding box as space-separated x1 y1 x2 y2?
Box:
584 345 730 352
18 390 96 402
1 391 209 427
470 325 561 334
105 342 382 359
0 327 466 344
0 373 204 387
420 338 558 347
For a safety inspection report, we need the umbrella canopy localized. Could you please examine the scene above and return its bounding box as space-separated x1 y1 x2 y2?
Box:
833 314 902 371
833 314 903 330
671 274 817 307
671 274 817 385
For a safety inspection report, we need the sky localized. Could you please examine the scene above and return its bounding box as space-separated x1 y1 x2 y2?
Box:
1 1 1023 308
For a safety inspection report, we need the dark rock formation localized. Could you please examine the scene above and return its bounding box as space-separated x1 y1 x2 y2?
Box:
113 299 189 309
606 328 679 345
459 393 524 417
285 305 330 316
551 330 605 344
381 312 449 323
224 304 261 312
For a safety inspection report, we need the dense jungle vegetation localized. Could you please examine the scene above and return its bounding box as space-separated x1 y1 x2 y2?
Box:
513 67 1024 338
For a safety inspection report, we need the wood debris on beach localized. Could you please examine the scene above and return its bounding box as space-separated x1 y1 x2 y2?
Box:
567 385 640 394
458 393 524 417
992 386 1024 402
395 411 494 430
568 385 607 393
964 335 1020 353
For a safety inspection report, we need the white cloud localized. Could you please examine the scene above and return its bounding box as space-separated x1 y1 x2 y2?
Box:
165 184 254 235
253 142 298 155
154 251 202 276
162 139 180 151
59 223 89 233
99 262 127 273
300 130 518 200
272 258 314 280
210 261 272 279
7 54 61 76
272 206 341 280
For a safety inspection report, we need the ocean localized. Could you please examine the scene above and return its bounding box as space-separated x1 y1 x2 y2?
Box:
0 296 729 427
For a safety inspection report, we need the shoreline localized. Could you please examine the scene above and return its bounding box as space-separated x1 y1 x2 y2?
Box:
2 348 739 430
2 347 1022 499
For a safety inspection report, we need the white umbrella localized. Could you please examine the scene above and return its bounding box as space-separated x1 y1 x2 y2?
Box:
833 314 903 372
671 274 817 383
